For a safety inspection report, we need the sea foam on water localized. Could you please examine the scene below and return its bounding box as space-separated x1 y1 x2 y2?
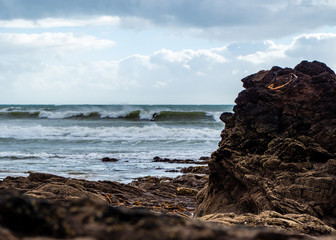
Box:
0 104 233 182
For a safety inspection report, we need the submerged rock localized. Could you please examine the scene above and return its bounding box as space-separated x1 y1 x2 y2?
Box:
195 61 336 233
153 156 209 164
102 157 119 162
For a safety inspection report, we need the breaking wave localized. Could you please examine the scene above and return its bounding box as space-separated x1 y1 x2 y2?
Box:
0 107 224 122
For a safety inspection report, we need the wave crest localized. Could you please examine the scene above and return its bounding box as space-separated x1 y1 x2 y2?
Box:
0 107 223 122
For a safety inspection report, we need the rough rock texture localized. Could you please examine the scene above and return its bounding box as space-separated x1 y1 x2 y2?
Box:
0 172 207 217
0 191 334 240
201 211 335 235
181 166 210 174
195 61 336 232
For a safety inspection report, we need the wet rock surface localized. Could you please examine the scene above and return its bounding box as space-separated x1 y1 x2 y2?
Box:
101 157 119 162
153 156 209 164
195 61 336 234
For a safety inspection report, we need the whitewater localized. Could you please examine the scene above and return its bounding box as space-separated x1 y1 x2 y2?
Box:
0 105 233 182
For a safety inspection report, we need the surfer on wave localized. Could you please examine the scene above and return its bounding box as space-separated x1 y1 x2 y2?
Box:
151 112 158 121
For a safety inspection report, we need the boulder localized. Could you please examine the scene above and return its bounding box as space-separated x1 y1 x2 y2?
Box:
195 61 336 232
102 157 119 162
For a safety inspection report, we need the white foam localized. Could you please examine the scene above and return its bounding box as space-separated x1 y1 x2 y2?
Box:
0 107 24 112
0 151 56 159
100 110 132 118
139 110 156 120
38 110 91 119
0 124 219 141
206 111 224 122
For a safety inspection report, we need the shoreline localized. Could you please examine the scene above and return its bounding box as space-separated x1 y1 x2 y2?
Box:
0 170 335 240
0 165 209 217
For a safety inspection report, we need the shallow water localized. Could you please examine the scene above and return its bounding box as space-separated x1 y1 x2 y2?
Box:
0 104 233 182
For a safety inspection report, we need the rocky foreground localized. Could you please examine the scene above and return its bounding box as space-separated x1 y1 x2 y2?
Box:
0 173 334 240
0 60 336 239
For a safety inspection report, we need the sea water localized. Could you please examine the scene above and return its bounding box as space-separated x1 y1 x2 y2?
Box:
0 105 233 183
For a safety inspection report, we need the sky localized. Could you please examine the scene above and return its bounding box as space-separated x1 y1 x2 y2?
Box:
1 0 336 104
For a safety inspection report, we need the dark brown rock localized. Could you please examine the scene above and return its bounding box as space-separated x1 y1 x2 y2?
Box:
0 191 333 240
130 174 208 216
0 172 207 217
153 156 209 164
0 172 145 204
195 61 336 233
180 166 210 174
201 211 335 235
0 226 20 240
102 157 119 162
220 112 234 128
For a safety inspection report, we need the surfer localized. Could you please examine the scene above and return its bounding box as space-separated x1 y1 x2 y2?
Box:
151 112 158 121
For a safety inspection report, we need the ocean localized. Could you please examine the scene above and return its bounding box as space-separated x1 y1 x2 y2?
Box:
0 104 233 183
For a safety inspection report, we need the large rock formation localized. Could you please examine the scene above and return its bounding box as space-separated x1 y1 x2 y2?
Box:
195 61 336 231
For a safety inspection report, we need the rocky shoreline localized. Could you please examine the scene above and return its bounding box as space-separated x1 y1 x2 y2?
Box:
1 171 334 240
0 60 335 239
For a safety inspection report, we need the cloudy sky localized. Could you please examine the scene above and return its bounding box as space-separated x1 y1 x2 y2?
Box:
1 0 336 104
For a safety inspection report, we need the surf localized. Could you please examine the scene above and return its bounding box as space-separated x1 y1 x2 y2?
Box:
0 105 230 122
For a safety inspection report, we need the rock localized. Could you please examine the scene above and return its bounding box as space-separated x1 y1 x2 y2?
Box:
0 226 20 240
220 112 234 128
0 172 144 204
0 191 68 238
102 157 119 162
294 60 335 77
0 191 332 240
153 156 208 164
0 172 207 218
180 166 210 174
130 174 208 216
177 187 199 196
201 211 335 235
165 169 180 172
195 61 336 233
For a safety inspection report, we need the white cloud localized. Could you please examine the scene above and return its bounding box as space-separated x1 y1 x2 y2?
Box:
0 45 233 104
2 31 336 104
0 32 115 55
0 16 120 28
237 41 289 64
286 33 336 63
153 48 227 65
238 33 336 68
